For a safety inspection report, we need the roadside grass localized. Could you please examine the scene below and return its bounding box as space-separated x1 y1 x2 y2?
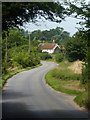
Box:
74 91 88 108
45 69 82 95
52 60 82 81
45 60 88 109
52 68 81 81
1 63 42 88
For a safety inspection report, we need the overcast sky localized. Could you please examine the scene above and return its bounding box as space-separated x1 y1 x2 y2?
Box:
23 17 84 36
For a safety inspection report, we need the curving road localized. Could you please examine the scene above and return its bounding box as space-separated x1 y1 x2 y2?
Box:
2 61 88 119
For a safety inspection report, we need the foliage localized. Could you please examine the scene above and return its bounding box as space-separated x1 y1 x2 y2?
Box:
45 68 81 95
40 52 52 60
2 2 65 30
64 1 89 87
81 39 90 84
51 29 70 44
81 63 88 84
2 28 29 59
31 27 70 44
2 27 40 76
52 60 81 81
2 61 10 74
74 91 88 108
65 31 87 62
13 52 34 68
52 68 81 81
3 28 28 46
55 53 64 62
45 60 88 109
65 2 90 29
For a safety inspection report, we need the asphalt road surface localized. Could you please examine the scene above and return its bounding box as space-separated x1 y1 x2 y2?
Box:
2 61 88 119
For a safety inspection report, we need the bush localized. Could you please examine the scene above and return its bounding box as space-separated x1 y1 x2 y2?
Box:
2 46 40 75
81 64 88 84
74 92 88 108
40 52 52 60
2 61 12 74
65 33 87 62
55 53 64 62
13 52 36 68
2 62 8 74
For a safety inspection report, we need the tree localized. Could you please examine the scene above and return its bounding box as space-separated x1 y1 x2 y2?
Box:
2 2 65 30
51 29 70 44
2 28 28 60
64 1 90 82
65 31 87 62
30 27 70 44
65 2 90 27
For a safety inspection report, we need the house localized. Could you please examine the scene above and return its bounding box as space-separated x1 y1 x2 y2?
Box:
39 40 60 54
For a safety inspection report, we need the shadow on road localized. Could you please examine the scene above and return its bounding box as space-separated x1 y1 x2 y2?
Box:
2 101 89 120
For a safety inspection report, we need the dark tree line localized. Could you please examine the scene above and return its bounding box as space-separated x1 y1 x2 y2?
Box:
30 27 70 45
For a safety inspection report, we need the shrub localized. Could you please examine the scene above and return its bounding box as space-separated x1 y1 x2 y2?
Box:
2 61 10 74
55 53 64 62
81 64 88 84
40 52 52 60
13 52 35 68
74 92 88 108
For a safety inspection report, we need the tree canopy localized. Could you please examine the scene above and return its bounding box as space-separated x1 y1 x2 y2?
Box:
2 2 65 30
30 27 70 45
64 1 90 28
65 31 87 62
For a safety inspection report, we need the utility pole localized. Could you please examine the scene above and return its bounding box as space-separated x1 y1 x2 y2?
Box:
37 47 38 65
6 34 7 62
29 32 30 57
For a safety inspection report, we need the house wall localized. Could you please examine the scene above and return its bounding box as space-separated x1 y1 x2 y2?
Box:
54 47 59 53
42 49 54 54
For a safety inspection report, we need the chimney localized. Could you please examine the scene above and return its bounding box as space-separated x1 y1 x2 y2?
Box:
53 40 55 43
43 40 45 44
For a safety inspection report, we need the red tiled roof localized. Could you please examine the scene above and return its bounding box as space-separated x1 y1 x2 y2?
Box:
39 43 56 50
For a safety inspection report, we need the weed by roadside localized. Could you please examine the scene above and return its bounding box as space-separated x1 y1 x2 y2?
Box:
52 68 81 81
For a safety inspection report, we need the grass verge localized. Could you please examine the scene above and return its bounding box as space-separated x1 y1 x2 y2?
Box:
45 69 81 95
45 60 88 109
1 63 42 88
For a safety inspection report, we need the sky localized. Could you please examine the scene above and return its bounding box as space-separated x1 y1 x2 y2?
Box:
23 17 84 36
22 0 89 36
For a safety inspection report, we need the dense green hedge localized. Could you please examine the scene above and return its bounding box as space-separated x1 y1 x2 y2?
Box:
40 52 52 60
55 53 64 62
2 46 40 74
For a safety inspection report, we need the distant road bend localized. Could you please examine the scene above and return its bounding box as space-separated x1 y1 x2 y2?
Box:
2 61 88 119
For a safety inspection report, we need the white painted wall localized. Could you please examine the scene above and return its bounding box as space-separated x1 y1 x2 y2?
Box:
42 49 54 54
